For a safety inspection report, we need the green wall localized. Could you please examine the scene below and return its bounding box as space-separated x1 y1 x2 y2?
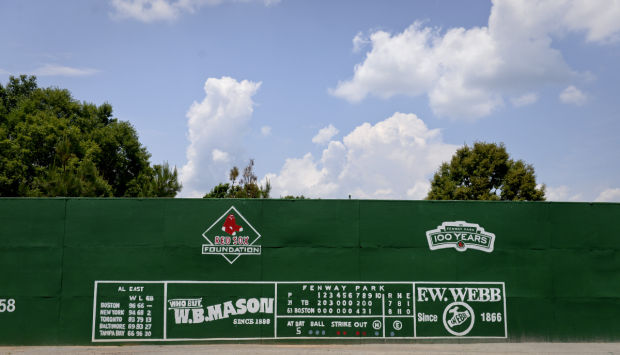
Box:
0 198 619 344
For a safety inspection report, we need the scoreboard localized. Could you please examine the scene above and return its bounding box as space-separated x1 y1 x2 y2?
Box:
3 199 619 344
92 281 506 341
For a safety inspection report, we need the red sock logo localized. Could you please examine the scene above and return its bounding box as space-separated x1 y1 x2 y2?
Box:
222 214 243 236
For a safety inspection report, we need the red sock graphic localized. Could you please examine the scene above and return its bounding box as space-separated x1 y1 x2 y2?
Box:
222 214 243 236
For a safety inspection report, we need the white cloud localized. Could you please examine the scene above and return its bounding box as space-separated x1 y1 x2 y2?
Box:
211 149 230 162
265 112 457 199
352 32 370 53
311 124 339 145
180 76 261 197
511 92 538 107
260 125 272 136
595 188 620 202
110 0 179 22
561 0 620 43
110 0 279 22
559 85 587 105
546 185 583 202
331 0 620 119
32 64 98 77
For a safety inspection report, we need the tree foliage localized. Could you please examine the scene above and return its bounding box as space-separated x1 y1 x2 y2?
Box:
426 142 545 201
0 75 181 197
283 195 307 199
204 159 271 199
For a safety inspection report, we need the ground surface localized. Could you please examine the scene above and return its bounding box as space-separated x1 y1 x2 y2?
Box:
2 343 620 355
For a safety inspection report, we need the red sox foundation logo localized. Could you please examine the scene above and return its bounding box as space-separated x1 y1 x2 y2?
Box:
201 206 261 264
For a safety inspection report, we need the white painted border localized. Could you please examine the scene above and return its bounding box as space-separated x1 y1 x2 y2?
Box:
274 283 278 339
381 295 386 338
412 282 417 338
276 315 413 319
96 281 432 285
163 281 168 340
91 280 507 342
91 282 99 343
413 281 507 339
503 282 508 338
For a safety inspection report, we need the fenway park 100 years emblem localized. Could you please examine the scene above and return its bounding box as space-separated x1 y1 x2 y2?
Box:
426 221 495 253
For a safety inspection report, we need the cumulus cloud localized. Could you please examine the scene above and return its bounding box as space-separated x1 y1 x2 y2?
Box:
180 76 261 197
511 92 538 107
311 124 339 145
331 0 620 119
260 125 272 136
110 0 279 22
110 0 179 22
546 185 583 202
352 32 370 53
32 64 99 77
559 85 587 105
211 149 230 163
595 188 620 202
265 112 457 199
561 0 620 43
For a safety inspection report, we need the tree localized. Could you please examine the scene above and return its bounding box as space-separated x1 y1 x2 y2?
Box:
0 75 181 197
204 159 271 199
283 195 306 199
151 162 182 197
426 142 545 201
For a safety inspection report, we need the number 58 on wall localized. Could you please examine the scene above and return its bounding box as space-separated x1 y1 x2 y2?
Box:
0 299 15 312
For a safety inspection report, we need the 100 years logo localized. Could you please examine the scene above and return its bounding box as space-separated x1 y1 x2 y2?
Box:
426 221 495 253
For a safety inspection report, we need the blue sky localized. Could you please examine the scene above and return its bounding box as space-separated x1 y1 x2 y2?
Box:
1 0 619 200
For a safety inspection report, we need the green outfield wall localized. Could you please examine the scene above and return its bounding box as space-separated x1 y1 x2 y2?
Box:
0 198 619 344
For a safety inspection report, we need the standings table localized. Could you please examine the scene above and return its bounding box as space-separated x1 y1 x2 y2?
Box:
92 281 507 342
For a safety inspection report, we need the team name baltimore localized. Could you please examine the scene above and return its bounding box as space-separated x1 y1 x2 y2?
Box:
202 245 261 255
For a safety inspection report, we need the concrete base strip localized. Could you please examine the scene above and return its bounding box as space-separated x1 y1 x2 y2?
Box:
2 343 620 355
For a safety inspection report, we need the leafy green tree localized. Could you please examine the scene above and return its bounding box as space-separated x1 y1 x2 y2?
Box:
229 166 239 186
204 159 271 198
151 162 182 197
205 183 232 199
0 75 181 197
283 195 306 199
32 137 112 197
426 142 545 201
